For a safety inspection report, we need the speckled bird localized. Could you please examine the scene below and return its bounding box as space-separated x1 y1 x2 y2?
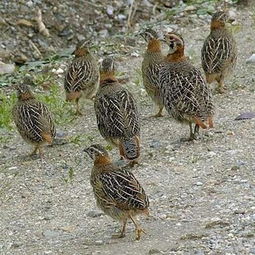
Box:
64 40 99 115
12 84 56 156
85 144 149 240
94 57 140 166
141 28 165 117
201 11 237 93
159 32 214 140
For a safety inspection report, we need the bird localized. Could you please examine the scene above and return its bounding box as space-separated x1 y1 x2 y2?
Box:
141 28 165 117
64 40 99 115
94 57 140 166
159 32 214 140
12 84 56 157
201 11 237 93
84 144 149 240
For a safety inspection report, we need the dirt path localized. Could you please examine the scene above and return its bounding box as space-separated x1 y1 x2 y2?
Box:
0 7 255 255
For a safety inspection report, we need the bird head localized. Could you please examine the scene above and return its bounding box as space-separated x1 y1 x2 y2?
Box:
84 144 109 161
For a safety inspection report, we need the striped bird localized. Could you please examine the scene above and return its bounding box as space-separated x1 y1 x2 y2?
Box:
201 11 237 93
94 57 140 166
159 32 214 140
84 144 149 240
141 29 165 117
12 84 56 157
64 40 99 115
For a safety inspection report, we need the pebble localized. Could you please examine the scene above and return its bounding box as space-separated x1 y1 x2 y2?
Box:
0 61 15 74
246 54 255 64
87 210 104 218
148 248 162 254
43 230 60 239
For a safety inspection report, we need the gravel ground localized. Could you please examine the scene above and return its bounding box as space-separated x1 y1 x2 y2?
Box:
0 6 255 255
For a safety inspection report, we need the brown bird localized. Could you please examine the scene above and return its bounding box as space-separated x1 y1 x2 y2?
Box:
160 32 214 140
94 57 140 166
141 29 164 117
12 84 56 157
201 11 237 93
84 144 149 240
64 40 99 115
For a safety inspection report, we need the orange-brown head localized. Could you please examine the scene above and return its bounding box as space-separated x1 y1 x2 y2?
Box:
140 29 162 52
73 40 91 57
99 57 117 83
210 11 229 30
84 144 112 166
164 32 185 62
15 84 35 101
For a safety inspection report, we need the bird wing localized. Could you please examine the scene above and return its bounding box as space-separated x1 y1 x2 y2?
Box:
64 58 93 92
202 36 234 74
13 101 55 142
95 88 140 138
94 170 149 211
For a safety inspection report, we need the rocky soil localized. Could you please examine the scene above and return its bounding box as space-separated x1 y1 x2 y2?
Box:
0 1 255 255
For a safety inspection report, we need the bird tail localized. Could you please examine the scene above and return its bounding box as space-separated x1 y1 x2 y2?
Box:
119 136 140 160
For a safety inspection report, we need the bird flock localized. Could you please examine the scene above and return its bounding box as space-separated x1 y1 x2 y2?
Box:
12 10 236 240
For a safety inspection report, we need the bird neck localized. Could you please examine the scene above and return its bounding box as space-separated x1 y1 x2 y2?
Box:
166 47 186 62
94 155 112 167
211 20 225 30
74 48 89 57
100 72 117 84
18 93 35 101
147 39 161 53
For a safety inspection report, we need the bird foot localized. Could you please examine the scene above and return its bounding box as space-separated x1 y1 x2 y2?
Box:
217 87 226 94
150 112 164 118
75 110 83 116
111 232 126 239
180 136 197 142
135 228 146 241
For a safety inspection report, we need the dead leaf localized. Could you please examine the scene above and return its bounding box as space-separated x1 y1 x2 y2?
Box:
16 19 34 27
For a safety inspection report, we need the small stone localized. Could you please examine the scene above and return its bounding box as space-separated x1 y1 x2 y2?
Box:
117 14 126 21
195 182 203 186
246 54 255 64
98 29 109 38
106 6 114 16
43 230 60 239
87 210 104 218
0 61 15 74
185 5 196 12
148 248 161 254
131 52 139 57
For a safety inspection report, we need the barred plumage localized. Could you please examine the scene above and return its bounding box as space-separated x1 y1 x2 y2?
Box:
12 84 56 156
141 29 164 117
159 32 214 140
94 58 140 165
85 144 149 240
64 40 99 115
201 11 237 93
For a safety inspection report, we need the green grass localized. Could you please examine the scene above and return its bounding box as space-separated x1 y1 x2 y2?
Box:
0 91 16 130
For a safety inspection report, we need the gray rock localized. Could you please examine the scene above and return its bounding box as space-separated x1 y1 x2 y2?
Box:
246 54 255 64
87 210 104 218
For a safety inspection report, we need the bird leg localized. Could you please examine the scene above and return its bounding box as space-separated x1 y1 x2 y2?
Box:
129 215 146 241
216 77 226 94
119 143 125 161
194 124 200 138
30 145 39 156
112 219 127 239
151 106 164 118
75 98 83 116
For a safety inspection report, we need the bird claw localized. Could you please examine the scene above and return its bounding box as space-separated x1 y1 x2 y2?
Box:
150 112 164 118
111 232 126 239
135 228 146 241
